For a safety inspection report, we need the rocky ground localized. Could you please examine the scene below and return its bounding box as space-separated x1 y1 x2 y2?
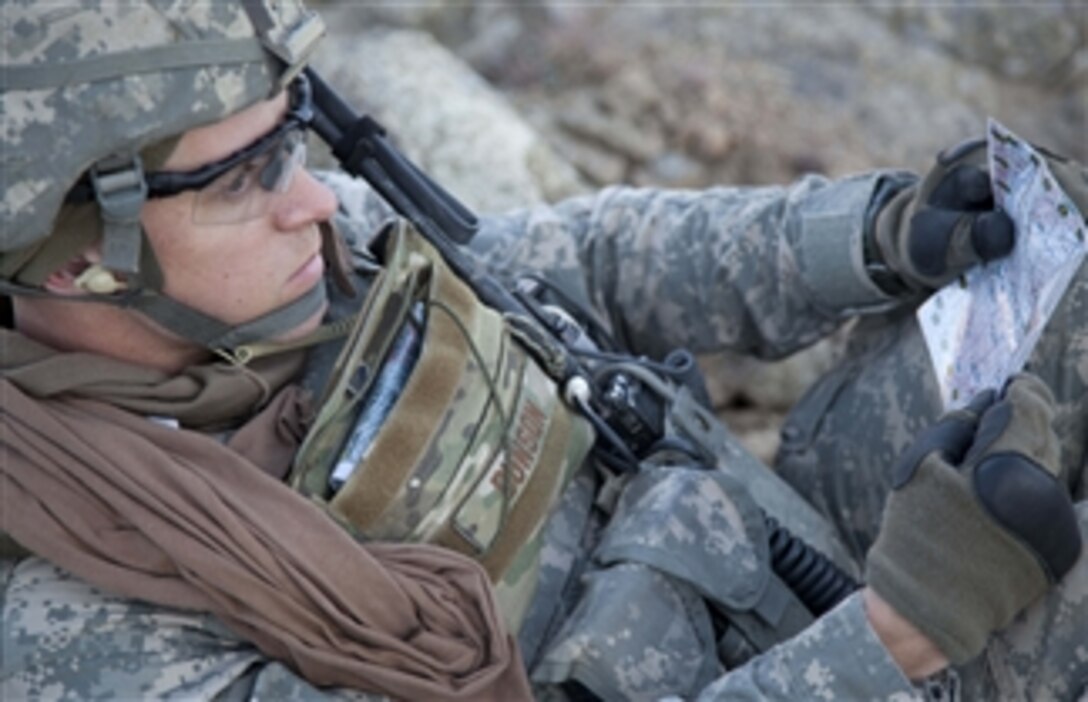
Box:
309 2 1086 463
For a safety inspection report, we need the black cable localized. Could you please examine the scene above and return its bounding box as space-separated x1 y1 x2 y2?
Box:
645 435 703 460
764 515 860 616
573 393 641 472
572 347 689 378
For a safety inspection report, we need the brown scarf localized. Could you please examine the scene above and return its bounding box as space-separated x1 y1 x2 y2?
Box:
0 330 531 700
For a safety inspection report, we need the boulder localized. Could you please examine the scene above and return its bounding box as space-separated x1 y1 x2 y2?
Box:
310 29 587 214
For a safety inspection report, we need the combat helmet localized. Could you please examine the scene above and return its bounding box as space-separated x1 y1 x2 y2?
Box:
0 0 327 350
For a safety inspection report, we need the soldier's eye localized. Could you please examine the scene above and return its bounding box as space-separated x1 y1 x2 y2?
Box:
216 161 261 200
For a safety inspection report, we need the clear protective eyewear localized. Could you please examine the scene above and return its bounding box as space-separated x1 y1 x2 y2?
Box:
143 76 313 225
178 128 307 225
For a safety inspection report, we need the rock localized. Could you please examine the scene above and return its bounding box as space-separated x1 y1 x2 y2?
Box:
719 408 790 466
546 127 630 184
309 28 587 213
427 4 1084 176
640 151 706 188
866 4 1087 84
700 337 844 414
557 92 666 163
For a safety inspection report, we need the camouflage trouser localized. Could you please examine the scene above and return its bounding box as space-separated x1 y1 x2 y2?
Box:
776 263 1087 562
774 273 1088 700
520 391 864 702
525 456 1088 701
693 502 1088 701
529 464 810 699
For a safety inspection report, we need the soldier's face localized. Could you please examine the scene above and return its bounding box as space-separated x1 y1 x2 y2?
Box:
140 90 338 341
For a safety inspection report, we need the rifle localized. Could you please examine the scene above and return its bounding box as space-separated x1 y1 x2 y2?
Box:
303 67 858 617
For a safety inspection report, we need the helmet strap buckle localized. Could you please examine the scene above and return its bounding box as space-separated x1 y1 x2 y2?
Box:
90 153 148 276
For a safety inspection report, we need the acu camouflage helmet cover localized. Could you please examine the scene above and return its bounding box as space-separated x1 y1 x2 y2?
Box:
0 0 325 284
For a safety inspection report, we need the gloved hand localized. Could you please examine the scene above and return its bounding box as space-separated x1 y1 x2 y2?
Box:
865 373 1082 665
871 138 1015 292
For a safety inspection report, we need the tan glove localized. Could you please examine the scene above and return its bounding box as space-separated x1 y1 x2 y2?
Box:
866 374 1082 664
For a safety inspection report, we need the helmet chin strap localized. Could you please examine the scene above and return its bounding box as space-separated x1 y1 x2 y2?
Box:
0 270 333 363
127 220 358 363
3 255 349 366
128 280 329 355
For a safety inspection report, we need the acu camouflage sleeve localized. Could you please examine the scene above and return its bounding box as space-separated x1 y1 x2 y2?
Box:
319 169 907 361
0 557 384 701
694 593 923 701
467 174 906 361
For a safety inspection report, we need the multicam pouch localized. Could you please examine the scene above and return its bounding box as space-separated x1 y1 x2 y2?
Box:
291 220 594 628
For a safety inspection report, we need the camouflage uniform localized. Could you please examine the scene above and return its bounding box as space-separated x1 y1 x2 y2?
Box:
4 170 1086 700
437 172 1088 701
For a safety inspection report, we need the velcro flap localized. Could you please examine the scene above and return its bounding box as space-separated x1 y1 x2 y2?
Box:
594 466 770 611
532 563 720 700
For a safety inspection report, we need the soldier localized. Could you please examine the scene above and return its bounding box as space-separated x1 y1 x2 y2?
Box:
1 2 1084 701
